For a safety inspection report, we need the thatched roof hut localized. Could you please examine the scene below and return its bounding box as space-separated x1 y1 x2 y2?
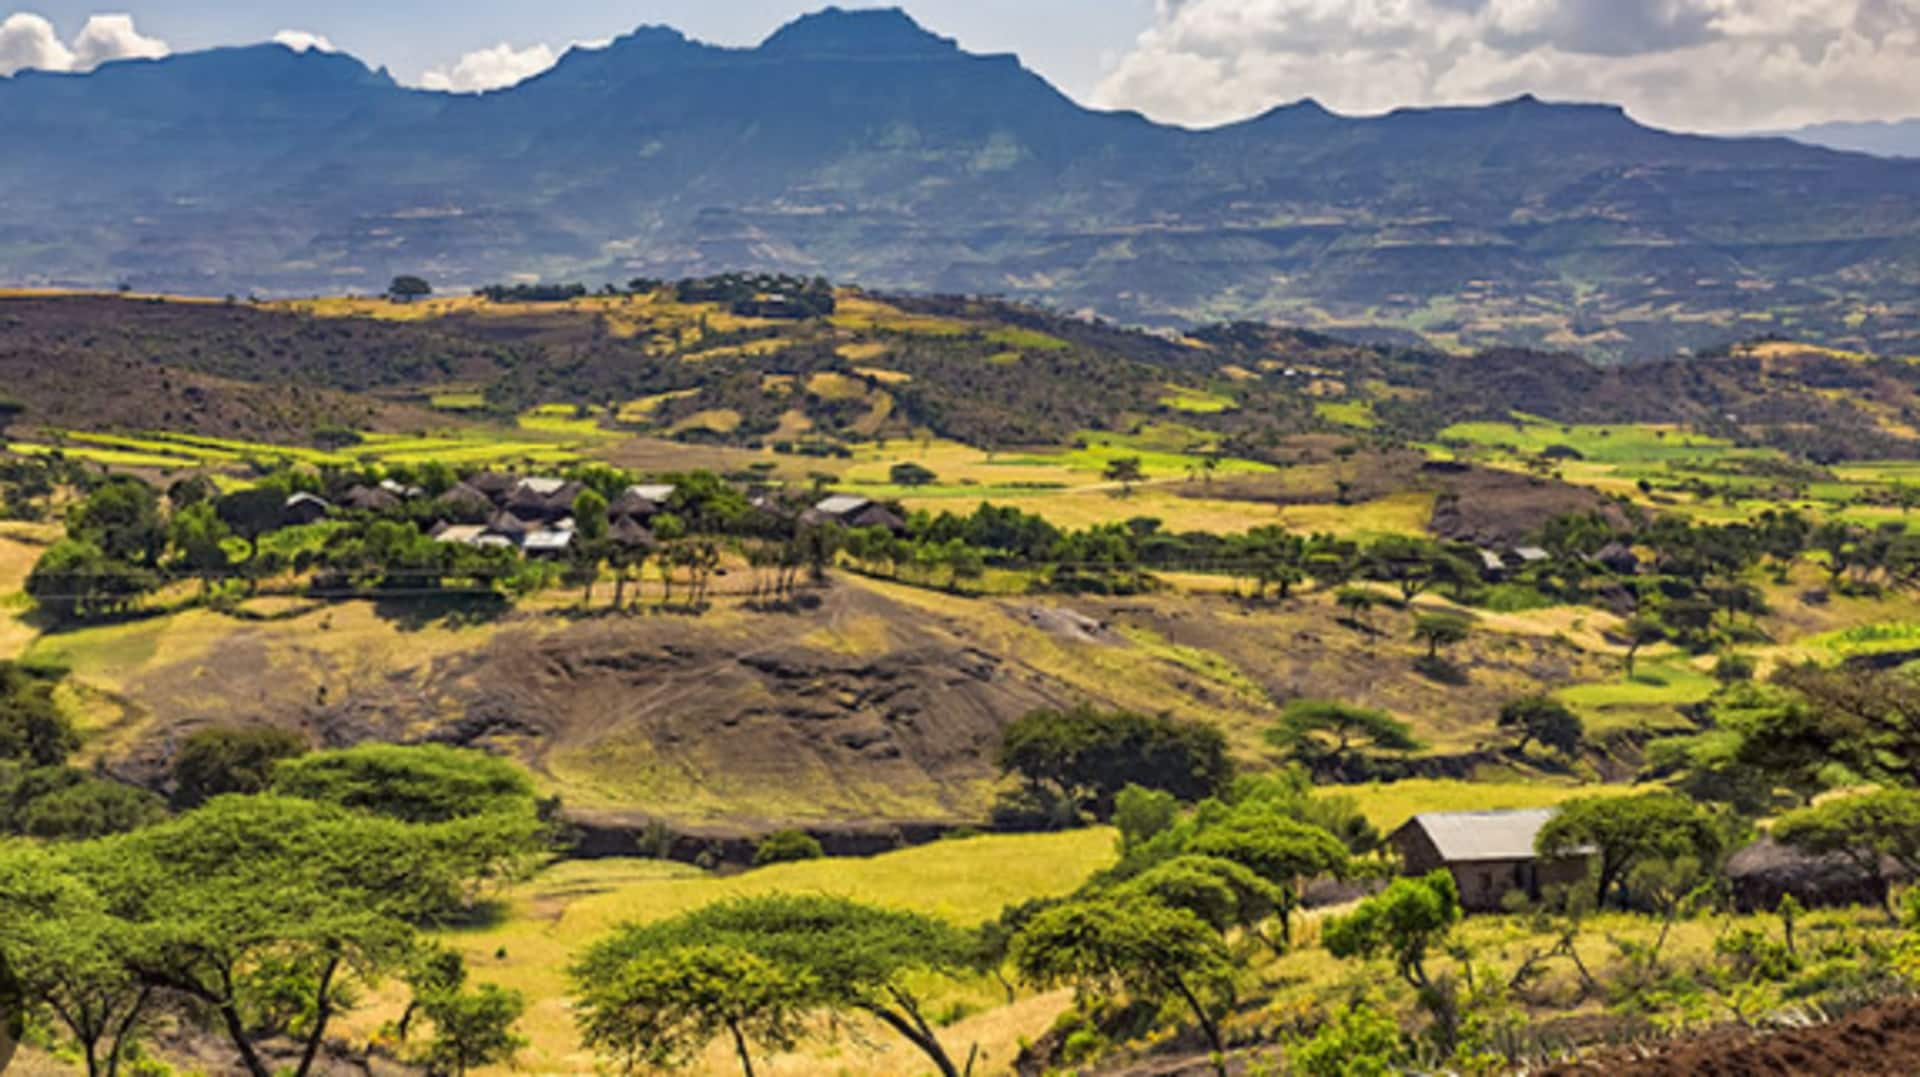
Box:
1727 838 1898 913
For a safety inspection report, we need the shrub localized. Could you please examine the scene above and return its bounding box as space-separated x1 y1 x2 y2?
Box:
753 829 825 867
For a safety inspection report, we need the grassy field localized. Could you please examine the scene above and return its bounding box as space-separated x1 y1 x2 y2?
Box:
411 831 1115 1075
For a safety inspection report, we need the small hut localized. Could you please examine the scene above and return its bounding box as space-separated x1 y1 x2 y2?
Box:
1726 838 1898 913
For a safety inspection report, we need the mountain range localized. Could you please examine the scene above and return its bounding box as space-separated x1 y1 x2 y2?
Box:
4 6 1920 359
1782 119 1920 161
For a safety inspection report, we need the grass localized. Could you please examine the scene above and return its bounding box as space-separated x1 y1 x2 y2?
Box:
1441 416 1754 466
420 832 1115 1074
1323 779 1633 832
1159 385 1238 414
1315 400 1379 430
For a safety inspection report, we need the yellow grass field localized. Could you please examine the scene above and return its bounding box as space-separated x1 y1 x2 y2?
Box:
395 831 1116 1075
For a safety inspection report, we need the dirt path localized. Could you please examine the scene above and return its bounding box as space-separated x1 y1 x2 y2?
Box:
1543 997 1920 1076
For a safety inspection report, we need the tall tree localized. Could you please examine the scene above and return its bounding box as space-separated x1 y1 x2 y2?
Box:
1266 700 1422 780
1012 896 1234 1073
1536 793 1724 907
574 944 811 1077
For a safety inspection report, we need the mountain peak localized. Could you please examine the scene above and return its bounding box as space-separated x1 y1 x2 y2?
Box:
759 7 960 58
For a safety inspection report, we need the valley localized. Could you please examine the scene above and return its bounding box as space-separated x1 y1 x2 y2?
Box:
9 282 1920 1074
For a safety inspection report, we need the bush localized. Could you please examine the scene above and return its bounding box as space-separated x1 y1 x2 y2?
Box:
170 725 308 809
1290 1003 1408 1077
753 829 825 866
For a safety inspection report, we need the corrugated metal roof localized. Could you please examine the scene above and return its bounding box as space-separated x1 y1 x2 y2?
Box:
626 484 678 503
522 530 574 552
516 477 570 497
815 495 873 516
1402 808 1558 863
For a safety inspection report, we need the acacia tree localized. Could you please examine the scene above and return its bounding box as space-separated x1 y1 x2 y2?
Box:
67 796 534 1077
997 706 1233 820
1104 456 1146 497
1117 855 1285 946
1185 806 1350 946
1266 700 1422 781
1497 697 1585 757
574 895 975 1077
0 847 150 1077
574 944 808 1077
1622 616 1666 676
1012 895 1234 1073
1536 793 1724 908
1413 612 1472 661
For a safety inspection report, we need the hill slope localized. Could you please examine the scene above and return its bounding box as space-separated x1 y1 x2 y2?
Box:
4 8 1920 357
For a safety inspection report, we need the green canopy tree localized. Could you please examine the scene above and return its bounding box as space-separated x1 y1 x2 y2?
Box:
168 502 234 596
574 894 975 1077
1323 870 1462 991
71 796 529 1077
1103 456 1146 497
412 982 527 1077
1266 700 1422 780
170 725 308 809
69 480 166 569
997 705 1233 820
1012 895 1234 1072
270 743 537 824
1185 806 1350 946
1115 855 1284 943
0 662 79 767
1497 697 1585 757
1536 793 1724 907
1412 612 1472 661
574 944 812 1077
0 846 151 1077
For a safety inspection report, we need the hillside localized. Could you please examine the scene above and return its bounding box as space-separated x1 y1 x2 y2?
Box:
4 8 1920 358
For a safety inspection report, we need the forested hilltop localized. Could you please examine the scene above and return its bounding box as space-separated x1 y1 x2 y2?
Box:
10 284 1920 1074
5 7 1920 358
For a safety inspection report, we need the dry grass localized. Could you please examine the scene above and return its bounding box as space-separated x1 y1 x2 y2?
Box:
387 832 1115 1075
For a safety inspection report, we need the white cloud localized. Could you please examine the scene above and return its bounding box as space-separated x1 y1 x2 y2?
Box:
0 11 168 76
0 13 74 76
417 41 558 93
1095 0 1920 132
69 13 168 70
272 30 337 54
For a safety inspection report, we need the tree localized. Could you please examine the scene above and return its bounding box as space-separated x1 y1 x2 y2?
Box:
1623 616 1666 677
70 796 526 1077
271 743 538 824
574 944 811 1077
1266 700 1422 780
1013 895 1233 1072
1103 456 1146 497
169 725 307 809
1336 587 1376 631
1774 789 1920 918
575 895 976 1077
1323 870 1462 990
214 486 287 564
1290 1001 1409 1077
997 706 1233 820
1117 855 1284 941
414 983 527 1077
0 847 152 1077
69 480 166 569
389 275 434 302
1185 805 1350 946
168 502 233 595
889 462 938 488
2 769 166 841
1497 697 1584 757
1760 665 1920 789
1113 784 1180 856
1413 611 1471 660
0 663 79 767
1536 793 1724 907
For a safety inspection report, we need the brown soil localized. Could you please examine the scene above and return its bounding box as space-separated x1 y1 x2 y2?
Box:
1543 998 1920 1077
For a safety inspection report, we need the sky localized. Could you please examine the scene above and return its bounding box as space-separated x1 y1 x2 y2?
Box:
0 1 1915 132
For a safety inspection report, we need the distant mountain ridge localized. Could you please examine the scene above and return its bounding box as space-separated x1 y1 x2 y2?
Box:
4 6 1920 359
1781 119 1920 160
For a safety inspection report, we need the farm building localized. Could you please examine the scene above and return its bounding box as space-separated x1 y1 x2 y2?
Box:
802 494 909 535
1389 809 1591 912
282 492 332 526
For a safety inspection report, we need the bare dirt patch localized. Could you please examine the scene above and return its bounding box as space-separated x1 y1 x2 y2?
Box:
1542 997 1920 1077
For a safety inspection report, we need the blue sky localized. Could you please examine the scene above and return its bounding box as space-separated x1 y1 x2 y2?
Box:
3 1 1916 131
